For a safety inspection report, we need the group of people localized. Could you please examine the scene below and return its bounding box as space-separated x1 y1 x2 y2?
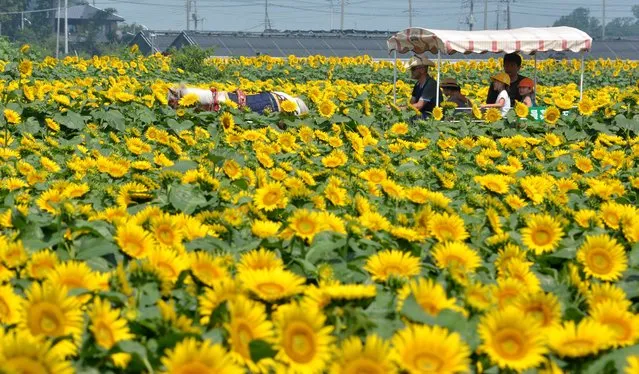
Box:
408 52 536 119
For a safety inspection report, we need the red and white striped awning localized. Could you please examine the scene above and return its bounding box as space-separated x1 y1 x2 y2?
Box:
387 27 592 55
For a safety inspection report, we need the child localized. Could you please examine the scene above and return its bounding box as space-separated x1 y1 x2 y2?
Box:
481 72 511 117
518 78 536 107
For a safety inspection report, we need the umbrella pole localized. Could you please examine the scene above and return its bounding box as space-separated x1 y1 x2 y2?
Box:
393 50 397 105
579 53 585 101
436 50 441 107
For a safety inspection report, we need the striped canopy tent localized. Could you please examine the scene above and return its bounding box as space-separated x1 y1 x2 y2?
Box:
387 27 593 105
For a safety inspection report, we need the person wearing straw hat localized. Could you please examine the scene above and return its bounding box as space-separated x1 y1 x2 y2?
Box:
481 72 511 117
441 78 471 109
408 55 442 118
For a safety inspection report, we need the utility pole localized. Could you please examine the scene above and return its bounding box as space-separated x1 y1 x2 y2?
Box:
264 0 272 31
602 0 606 39
64 0 68 54
56 0 60 58
408 0 412 27
506 0 511 29
192 0 198 31
469 0 474 30
21 12 24 30
340 0 345 32
186 0 190 31
496 1 500 29
483 0 488 30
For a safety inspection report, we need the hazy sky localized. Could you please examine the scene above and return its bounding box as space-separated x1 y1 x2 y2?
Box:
92 0 638 32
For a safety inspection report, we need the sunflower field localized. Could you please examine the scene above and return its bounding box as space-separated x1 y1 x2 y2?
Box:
1 40 639 373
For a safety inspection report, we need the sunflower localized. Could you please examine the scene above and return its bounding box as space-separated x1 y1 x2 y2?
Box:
0 284 22 324
359 211 391 232
251 219 281 239
626 356 639 374
472 105 482 119
515 101 529 118
432 106 444 121
224 295 275 371
254 181 289 211
3 109 22 124
237 248 284 273
161 337 244 374
178 92 200 107
513 291 562 329
491 277 525 309
484 108 502 123
318 99 337 118
0 330 74 374
547 319 614 358
399 277 463 316
319 211 347 234
115 224 155 259
24 250 58 280
150 213 184 249
464 281 493 311
392 324 470 374
219 112 235 131
147 247 190 283
47 261 108 293
273 302 334 373
589 300 639 347
389 122 409 136
19 282 83 357
88 297 133 350
240 268 306 302
359 168 387 184
198 278 243 324
478 306 547 371
586 282 631 310
520 214 564 255
331 334 395 373
428 212 469 242
544 106 561 125
578 98 595 116
431 241 482 273
499 258 541 291
474 174 513 194
288 209 322 242
577 234 627 281
189 251 229 287
364 249 421 282
280 99 298 113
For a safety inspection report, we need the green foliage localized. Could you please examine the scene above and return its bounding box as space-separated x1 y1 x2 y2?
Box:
168 45 216 74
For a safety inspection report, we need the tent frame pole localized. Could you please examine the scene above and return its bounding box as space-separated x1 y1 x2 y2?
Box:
533 53 538 104
393 49 397 104
436 50 441 107
579 52 585 101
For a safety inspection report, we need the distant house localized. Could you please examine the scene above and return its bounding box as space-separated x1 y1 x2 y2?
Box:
54 4 124 43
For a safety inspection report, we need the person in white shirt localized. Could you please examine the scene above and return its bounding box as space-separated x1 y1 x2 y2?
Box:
481 72 511 117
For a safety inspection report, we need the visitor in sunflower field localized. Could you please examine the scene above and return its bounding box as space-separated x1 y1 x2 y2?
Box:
486 53 527 106
408 55 442 118
441 77 472 109
518 77 536 107
481 72 511 117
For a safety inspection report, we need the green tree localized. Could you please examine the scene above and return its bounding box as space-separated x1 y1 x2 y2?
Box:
553 7 602 39
0 0 26 39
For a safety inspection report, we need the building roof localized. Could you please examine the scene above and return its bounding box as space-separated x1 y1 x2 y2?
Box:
128 30 639 60
55 5 124 22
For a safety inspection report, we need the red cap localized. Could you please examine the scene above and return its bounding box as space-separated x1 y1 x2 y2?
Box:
519 78 535 88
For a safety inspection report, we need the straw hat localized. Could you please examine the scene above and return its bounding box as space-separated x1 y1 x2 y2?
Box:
407 55 435 69
491 72 511 85
440 77 460 89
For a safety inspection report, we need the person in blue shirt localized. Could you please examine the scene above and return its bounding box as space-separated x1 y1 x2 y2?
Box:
408 55 442 118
